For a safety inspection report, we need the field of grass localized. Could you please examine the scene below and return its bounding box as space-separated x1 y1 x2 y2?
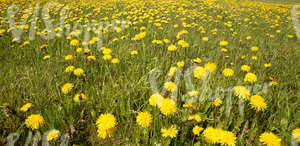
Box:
0 0 299 145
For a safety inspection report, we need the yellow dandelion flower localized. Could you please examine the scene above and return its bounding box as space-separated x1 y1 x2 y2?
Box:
205 62 217 72
74 93 87 102
250 95 267 111
168 45 177 51
259 132 281 146
136 111 152 128
233 86 250 99
161 125 178 138
103 54 112 60
111 58 120 64
188 114 201 122
70 39 79 46
219 41 228 46
241 65 251 72
20 103 32 112
131 50 138 55
25 114 45 130
193 58 202 63
96 113 116 132
244 72 257 83
251 46 259 51
168 66 177 77
192 126 203 136
163 82 176 92
160 98 177 116
193 66 206 80
222 68 234 77
47 130 60 141
61 83 73 94
87 56 96 61
65 55 73 61
73 68 84 76
149 93 164 107
43 55 50 60
177 61 184 67
213 98 222 107
292 128 300 142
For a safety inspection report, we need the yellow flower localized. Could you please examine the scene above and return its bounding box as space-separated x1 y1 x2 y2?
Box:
222 68 234 77
259 132 281 146
188 114 201 122
131 50 138 55
73 68 84 76
61 83 73 94
205 62 217 72
97 127 114 139
74 93 87 102
160 98 177 116
131 32 146 41
103 54 112 60
241 65 251 72
234 86 250 99
203 127 222 144
178 40 189 47
161 125 178 138
177 61 184 67
87 56 96 61
65 66 75 73
102 48 112 55
193 58 201 63
202 37 209 41
25 114 45 130
292 128 300 142
163 39 170 43
163 82 176 92
188 91 199 97
193 66 206 80
111 58 120 64
47 130 60 141
213 98 222 107
65 55 73 61
251 56 258 60
244 72 257 83
219 130 237 146
221 48 228 52
168 66 177 77
96 113 116 139
192 126 203 136
264 64 271 68
43 55 50 60
250 95 267 111
149 93 163 107
20 103 32 112
70 39 79 46
219 41 228 46
251 46 259 51
136 111 152 128
76 48 83 53
167 45 177 51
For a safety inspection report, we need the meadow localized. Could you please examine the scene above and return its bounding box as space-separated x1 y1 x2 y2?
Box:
0 0 299 145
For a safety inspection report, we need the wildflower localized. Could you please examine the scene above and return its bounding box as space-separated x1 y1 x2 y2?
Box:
221 48 228 52
47 130 60 141
193 58 201 63
203 127 221 144
168 66 177 77
131 32 146 40
73 68 84 76
292 128 300 142
202 37 209 41
161 125 178 138
205 62 217 72
76 48 83 53
70 39 79 46
192 126 203 136
25 114 45 130
65 66 75 73
219 41 228 46
250 95 267 111
102 48 112 55
20 103 32 112
234 86 250 99
74 93 87 102
222 68 234 77
103 54 112 60
65 55 73 61
43 55 50 60
244 72 257 83
188 114 201 122
131 50 138 55
177 61 184 67
160 98 177 116
241 65 251 72
251 46 259 51
167 45 177 51
251 56 258 60
178 40 189 47
213 98 222 107
219 130 237 146
87 56 96 61
193 66 206 79
163 82 176 92
136 111 152 128
163 39 170 43
259 132 281 146
188 91 199 97
264 64 271 68
149 93 163 107
96 113 116 139
61 83 73 94
111 58 120 64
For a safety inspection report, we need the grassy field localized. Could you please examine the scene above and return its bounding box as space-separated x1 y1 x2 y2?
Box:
0 0 299 145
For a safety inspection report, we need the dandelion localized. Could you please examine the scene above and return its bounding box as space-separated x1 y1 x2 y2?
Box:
264 63 271 68
205 62 217 72
213 98 222 107
167 45 177 51
259 132 281 146
202 37 209 41
219 41 228 46
61 83 73 94
73 68 84 76
136 111 152 128
149 94 163 107
65 55 73 61
234 86 250 99
193 66 206 79
292 128 300 142
96 113 116 139
131 50 138 55
193 58 201 63
160 98 177 116
188 114 201 122
251 46 259 51
168 66 177 77
164 82 176 92
111 58 120 64
47 130 60 141
65 66 75 73
222 68 234 77
203 127 221 144
20 103 32 112
188 91 199 97
241 65 251 72
244 72 257 83
178 40 189 47
43 55 50 60
70 39 79 46
250 95 267 111
102 48 112 55
25 114 45 130
74 93 87 102
192 126 203 136
76 48 83 53
219 131 237 146
103 54 112 60
176 61 184 67
87 56 96 61
161 125 178 138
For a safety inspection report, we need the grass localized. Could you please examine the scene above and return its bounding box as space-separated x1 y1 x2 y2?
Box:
0 0 299 145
